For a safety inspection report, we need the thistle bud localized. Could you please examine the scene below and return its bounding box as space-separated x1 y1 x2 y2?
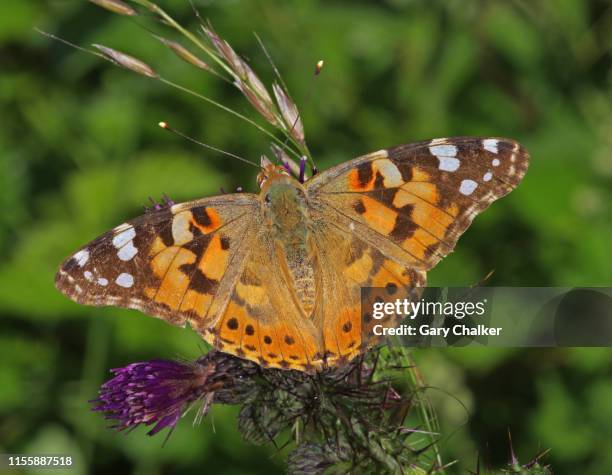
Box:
92 44 158 78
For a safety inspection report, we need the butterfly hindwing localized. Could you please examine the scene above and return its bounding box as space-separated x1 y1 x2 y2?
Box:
307 137 529 270
55 194 259 329
209 227 324 372
309 218 426 365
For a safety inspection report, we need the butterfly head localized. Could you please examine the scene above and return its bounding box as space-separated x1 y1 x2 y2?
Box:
256 157 308 230
256 156 295 190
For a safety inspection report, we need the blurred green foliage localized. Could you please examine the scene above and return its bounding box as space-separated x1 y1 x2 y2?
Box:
0 0 610 473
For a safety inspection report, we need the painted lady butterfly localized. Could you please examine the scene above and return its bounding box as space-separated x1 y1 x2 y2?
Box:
56 137 529 372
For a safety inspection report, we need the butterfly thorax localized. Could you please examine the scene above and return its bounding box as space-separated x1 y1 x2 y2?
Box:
260 172 316 317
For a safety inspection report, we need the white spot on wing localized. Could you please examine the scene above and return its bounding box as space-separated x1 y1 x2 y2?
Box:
492 158 500 167
116 273 134 288
438 156 460 172
429 144 460 172
117 241 138 261
429 144 457 158
483 172 493 182
84 270 94 282
483 139 499 154
460 179 478 196
375 159 403 187
98 278 109 286
73 249 89 267
172 211 194 246
349 222 355 231
112 227 136 248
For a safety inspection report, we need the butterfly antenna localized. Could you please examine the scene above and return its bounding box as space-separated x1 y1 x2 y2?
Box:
158 121 260 168
287 59 323 176
283 60 324 177
254 32 291 94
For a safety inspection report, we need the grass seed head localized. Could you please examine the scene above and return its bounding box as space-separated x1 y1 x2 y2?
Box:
273 83 304 143
89 0 137 16
156 36 211 71
92 44 158 78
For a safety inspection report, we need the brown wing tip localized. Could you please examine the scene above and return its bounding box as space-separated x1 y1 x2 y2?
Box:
54 266 85 304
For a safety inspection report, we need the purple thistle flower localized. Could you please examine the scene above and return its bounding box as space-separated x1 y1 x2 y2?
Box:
91 359 213 436
91 351 257 437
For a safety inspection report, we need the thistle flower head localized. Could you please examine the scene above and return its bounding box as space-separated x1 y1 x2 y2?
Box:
91 351 257 436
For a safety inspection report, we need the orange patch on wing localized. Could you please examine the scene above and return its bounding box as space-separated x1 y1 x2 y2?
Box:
236 280 266 302
144 286 156 299
277 322 316 370
191 208 222 234
344 249 373 284
348 167 375 191
401 228 439 260
333 305 361 358
215 301 245 351
149 236 167 257
414 209 452 241
411 167 430 182
154 247 196 309
401 182 439 204
189 292 214 323
150 246 180 279
446 203 460 217
370 259 410 288
179 289 210 316
393 190 452 240
256 322 285 367
359 196 397 235
256 319 319 370
239 316 262 359
198 234 229 280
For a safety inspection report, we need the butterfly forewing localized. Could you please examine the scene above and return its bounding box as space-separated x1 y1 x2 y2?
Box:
55 195 259 328
307 137 529 270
